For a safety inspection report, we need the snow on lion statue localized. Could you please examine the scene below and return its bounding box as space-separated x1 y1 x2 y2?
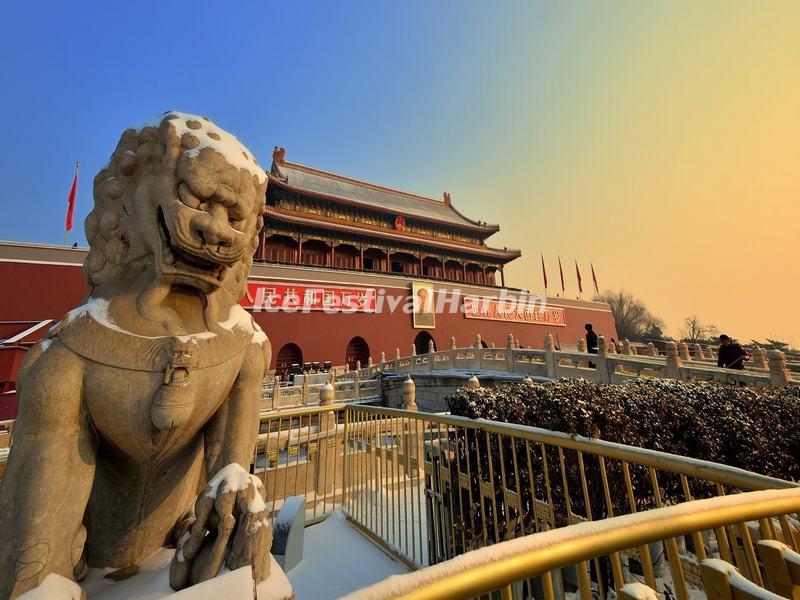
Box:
0 112 274 598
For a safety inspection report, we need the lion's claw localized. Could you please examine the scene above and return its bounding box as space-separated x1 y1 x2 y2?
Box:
169 464 272 591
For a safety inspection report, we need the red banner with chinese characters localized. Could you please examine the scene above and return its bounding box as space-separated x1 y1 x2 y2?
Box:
463 296 567 326
242 282 377 313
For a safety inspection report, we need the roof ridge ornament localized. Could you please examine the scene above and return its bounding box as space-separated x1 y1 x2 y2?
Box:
271 146 288 182
443 191 451 206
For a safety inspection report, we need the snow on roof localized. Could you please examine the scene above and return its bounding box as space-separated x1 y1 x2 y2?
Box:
139 111 267 184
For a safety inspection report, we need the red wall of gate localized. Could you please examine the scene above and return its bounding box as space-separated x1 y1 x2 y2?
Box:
0 260 618 377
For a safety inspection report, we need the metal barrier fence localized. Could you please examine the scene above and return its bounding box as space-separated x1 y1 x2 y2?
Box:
346 487 800 600
252 403 350 525
340 405 797 583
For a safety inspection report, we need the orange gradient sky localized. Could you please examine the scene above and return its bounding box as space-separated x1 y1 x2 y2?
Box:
430 3 800 345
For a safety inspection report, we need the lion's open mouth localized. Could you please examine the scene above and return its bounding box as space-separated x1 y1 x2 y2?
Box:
157 207 227 287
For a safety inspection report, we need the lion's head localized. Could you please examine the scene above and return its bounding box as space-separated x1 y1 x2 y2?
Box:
84 111 267 301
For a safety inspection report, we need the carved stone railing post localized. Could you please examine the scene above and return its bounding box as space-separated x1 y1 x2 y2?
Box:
395 347 401 360
767 350 792 385
411 344 417 357
503 332 514 372
607 339 616 355
622 339 632 355
647 342 657 357
630 346 638 356
319 382 335 410
302 375 309 405
490 341 496 349
316 383 337 494
380 351 386 364
450 336 457 350
367 356 373 368
354 364 361 399
402 376 417 411
399 376 419 477
666 341 682 379
474 333 483 370
678 342 691 361
751 346 768 369
596 336 611 383
693 343 704 361
428 339 435 354
576 338 588 368
544 333 557 379
271 374 281 409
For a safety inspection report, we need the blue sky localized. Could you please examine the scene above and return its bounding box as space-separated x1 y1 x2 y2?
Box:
0 1 535 245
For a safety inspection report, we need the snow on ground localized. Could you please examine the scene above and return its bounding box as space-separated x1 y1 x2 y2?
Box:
351 479 429 566
80 549 290 599
79 548 174 600
287 509 409 599
17 573 83 599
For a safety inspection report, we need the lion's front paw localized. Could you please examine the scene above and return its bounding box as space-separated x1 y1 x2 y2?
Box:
169 464 272 591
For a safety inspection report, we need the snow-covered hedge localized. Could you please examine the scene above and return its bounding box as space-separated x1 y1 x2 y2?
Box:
448 379 800 481
443 379 799 547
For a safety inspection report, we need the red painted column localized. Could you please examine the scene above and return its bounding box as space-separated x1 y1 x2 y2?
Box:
297 238 303 264
330 243 335 267
500 265 506 287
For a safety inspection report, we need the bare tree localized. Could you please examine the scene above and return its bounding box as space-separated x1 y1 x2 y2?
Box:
597 290 664 341
680 316 719 342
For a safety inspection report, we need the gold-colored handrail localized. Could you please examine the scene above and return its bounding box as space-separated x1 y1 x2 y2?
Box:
344 488 800 600
341 403 799 592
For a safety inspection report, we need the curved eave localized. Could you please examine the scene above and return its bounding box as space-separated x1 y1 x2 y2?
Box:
267 172 500 236
263 207 520 264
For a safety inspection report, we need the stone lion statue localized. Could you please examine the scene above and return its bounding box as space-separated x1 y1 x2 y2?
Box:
0 112 273 598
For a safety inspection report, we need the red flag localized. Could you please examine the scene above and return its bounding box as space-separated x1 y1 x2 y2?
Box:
558 257 565 293
65 161 79 232
575 260 583 294
591 263 599 295
540 254 548 290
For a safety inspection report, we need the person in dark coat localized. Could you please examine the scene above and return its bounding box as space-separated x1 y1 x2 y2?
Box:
585 324 598 353
717 334 750 370
585 323 598 368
